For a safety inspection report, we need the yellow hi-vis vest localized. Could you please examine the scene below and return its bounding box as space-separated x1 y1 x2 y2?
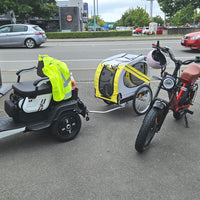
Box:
39 55 72 102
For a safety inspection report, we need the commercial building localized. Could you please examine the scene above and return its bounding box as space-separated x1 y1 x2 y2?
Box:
0 0 88 32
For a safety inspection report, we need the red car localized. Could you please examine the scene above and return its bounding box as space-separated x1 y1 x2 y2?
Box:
134 27 143 34
181 31 200 50
156 27 163 34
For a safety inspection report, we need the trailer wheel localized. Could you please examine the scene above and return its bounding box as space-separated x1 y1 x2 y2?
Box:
51 111 81 142
133 85 152 115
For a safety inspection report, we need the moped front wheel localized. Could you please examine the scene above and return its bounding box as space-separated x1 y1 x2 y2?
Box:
135 107 162 153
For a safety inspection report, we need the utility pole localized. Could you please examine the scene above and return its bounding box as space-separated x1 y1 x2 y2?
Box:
93 0 96 31
97 0 99 27
147 0 154 19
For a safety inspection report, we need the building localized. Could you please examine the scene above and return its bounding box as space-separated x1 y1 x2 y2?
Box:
0 0 89 32
57 0 84 32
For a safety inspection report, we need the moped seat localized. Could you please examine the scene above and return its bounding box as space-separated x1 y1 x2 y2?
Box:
12 80 52 98
181 65 200 84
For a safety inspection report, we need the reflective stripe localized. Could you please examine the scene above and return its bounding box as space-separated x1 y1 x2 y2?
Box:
64 91 72 99
58 69 71 87
122 64 150 84
126 64 150 82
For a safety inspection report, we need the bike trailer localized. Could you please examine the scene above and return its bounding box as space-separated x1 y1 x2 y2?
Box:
94 53 151 104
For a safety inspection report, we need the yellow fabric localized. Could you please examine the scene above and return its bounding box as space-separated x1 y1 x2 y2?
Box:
94 62 150 104
123 64 150 84
39 55 72 102
94 63 121 103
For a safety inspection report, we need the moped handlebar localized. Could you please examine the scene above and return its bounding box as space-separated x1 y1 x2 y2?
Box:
152 41 176 62
152 41 200 77
152 41 200 66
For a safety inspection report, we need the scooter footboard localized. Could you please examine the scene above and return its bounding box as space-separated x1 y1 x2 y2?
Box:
0 116 26 139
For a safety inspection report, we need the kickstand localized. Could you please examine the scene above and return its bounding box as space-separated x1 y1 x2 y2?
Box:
184 114 189 128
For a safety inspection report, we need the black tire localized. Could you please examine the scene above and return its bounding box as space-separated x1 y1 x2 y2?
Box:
51 111 81 142
135 107 162 153
25 38 36 48
173 109 186 120
133 85 152 115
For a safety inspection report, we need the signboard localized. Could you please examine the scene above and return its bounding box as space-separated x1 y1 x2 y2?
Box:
66 15 73 22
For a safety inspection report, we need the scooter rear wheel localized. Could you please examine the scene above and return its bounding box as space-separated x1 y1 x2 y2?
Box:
51 111 81 142
133 85 152 115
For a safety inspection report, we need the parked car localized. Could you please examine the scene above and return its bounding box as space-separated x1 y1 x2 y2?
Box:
156 27 163 34
142 27 150 35
181 31 200 50
133 27 143 34
0 24 46 48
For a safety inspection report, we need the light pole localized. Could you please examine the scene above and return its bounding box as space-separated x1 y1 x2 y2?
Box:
97 0 98 30
147 0 154 19
93 0 96 31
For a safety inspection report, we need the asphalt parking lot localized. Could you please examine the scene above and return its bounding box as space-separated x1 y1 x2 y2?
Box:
1 78 200 200
0 37 200 200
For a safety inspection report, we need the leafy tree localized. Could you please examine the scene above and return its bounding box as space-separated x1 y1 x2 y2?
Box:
116 7 150 27
152 16 164 26
0 0 58 23
194 12 200 24
88 15 105 27
157 0 200 18
172 4 195 26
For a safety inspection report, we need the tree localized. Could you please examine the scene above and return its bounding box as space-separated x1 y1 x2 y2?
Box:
194 12 200 24
116 7 150 27
152 16 164 26
88 15 105 27
157 0 200 18
0 0 58 23
172 4 195 26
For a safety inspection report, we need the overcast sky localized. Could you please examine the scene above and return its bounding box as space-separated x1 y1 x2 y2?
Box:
84 0 164 22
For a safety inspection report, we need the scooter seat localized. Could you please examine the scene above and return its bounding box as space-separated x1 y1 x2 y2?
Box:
181 65 200 84
12 80 52 98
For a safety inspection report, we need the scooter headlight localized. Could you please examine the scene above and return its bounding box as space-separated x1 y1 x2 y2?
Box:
163 77 175 90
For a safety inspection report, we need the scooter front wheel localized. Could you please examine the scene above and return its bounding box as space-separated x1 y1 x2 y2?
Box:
133 85 152 115
51 111 81 142
135 107 161 153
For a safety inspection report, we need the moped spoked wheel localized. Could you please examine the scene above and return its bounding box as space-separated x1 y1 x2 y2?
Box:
135 107 161 153
51 111 81 142
133 85 152 115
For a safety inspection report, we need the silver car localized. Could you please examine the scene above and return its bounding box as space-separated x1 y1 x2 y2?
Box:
0 24 46 48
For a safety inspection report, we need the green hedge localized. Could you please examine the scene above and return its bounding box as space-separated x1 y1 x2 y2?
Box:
46 30 132 39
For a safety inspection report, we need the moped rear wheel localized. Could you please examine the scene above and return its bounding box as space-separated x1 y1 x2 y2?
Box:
173 109 186 120
135 107 161 153
51 111 81 142
133 85 152 115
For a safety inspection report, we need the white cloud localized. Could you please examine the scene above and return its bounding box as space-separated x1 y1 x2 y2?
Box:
84 0 164 22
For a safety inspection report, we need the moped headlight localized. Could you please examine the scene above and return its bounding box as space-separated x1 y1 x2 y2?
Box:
163 77 175 90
